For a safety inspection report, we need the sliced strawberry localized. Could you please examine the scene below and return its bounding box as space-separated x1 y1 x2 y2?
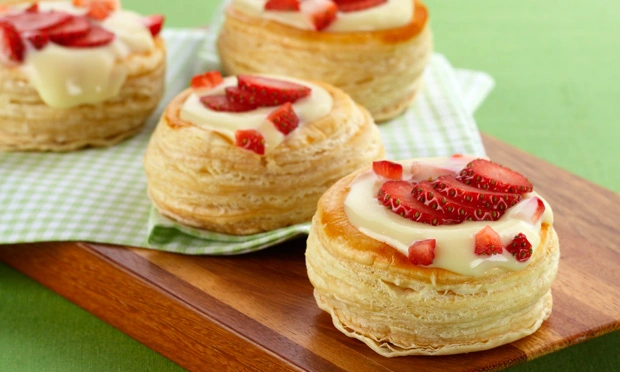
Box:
265 0 301 11
267 102 299 135
410 161 456 182
412 180 504 222
506 233 532 262
509 196 546 224
73 0 120 21
224 86 260 107
46 15 91 45
408 239 436 266
200 94 257 113
300 0 337 31
372 160 403 180
23 30 49 50
2 10 72 32
25 3 39 13
191 70 224 95
143 14 164 37
458 158 533 194
431 175 522 211
377 181 460 226
0 21 24 63
334 0 387 13
235 129 265 155
59 24 114 48
474 226 503 256
237 75 311 106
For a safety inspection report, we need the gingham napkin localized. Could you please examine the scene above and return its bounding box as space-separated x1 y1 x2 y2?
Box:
0 28 493 254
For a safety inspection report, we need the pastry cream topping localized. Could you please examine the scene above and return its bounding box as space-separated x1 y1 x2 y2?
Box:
16 2 155 109
344 157 554 277
180 76 333 152
231 0 413 32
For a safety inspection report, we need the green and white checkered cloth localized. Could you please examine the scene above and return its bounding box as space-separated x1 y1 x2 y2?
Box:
0 28 494 255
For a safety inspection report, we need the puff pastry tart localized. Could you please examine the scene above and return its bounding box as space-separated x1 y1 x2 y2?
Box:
0 0 166 152
216 0 432 122
306 155 560 356
143 71 384 235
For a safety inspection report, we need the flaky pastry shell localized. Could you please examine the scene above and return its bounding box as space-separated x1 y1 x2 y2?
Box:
217 0 432 122
0 38 166 152
143 81 385 235
305 167 560 356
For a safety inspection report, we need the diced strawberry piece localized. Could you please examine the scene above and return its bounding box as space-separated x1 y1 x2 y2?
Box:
237 75 311 106
191 70 224 95
267 102 299 135
265 0 301 11
458 158 533 194
431 175 522 211
143 14 164 37
2 10 72 32
377 181 460 225
506 233 533 262
474 225 503 256
509 196 546 224
410 161 456 182
46 15 91 45
408 239 436 266
300 0 337 31
334 0 387 13
412 180 504 222
200 94 257 113
23 30 49 50
0 21 24 63
372 160 403 180
59 24 114 48
73 0 120 21
235 129 265 155
25 3 39 13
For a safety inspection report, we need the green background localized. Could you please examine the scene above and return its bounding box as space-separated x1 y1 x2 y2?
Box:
1 0 618 371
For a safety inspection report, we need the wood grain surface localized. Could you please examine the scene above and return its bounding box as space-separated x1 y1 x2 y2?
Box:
1 134 619 372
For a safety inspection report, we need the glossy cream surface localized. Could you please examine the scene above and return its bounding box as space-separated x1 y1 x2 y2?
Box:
14 2 155 109
180 76 333 152
231 0 413 32
344 157 554 277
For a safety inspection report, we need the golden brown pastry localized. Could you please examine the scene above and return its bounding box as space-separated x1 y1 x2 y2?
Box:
144 73 385 235
0 0 166 152
216 0 432 122
306 156 560 356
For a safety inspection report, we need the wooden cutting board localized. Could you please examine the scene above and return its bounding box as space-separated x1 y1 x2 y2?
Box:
1 134 619 372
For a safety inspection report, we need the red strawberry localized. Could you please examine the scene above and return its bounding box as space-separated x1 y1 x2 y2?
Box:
23 30 49 50
506 233 532 262
60 25 114 48
300 0 337 31
46 15 91 45
224 86 260 106
474 226 503 256
73 0 120 21
237 75 311 106
191 70 224 95
410 161 456 182
431 175 522 211
408 239 436 266
334 0 387 13
267 102 299 135
0 21 25 63
372 160 403 180
265 0 301 11
377 181 460 225
412 180 504 222
25 3 39 13
235 129 265 155
2 10 72 32
143 14 164 37
458 158 533 194
200 94 257 113
509 196 545 224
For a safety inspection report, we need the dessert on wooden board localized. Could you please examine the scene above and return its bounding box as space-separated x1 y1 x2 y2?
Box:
143 70 384 235
216 0 432 122
0 0 166 152
306 155 560 356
